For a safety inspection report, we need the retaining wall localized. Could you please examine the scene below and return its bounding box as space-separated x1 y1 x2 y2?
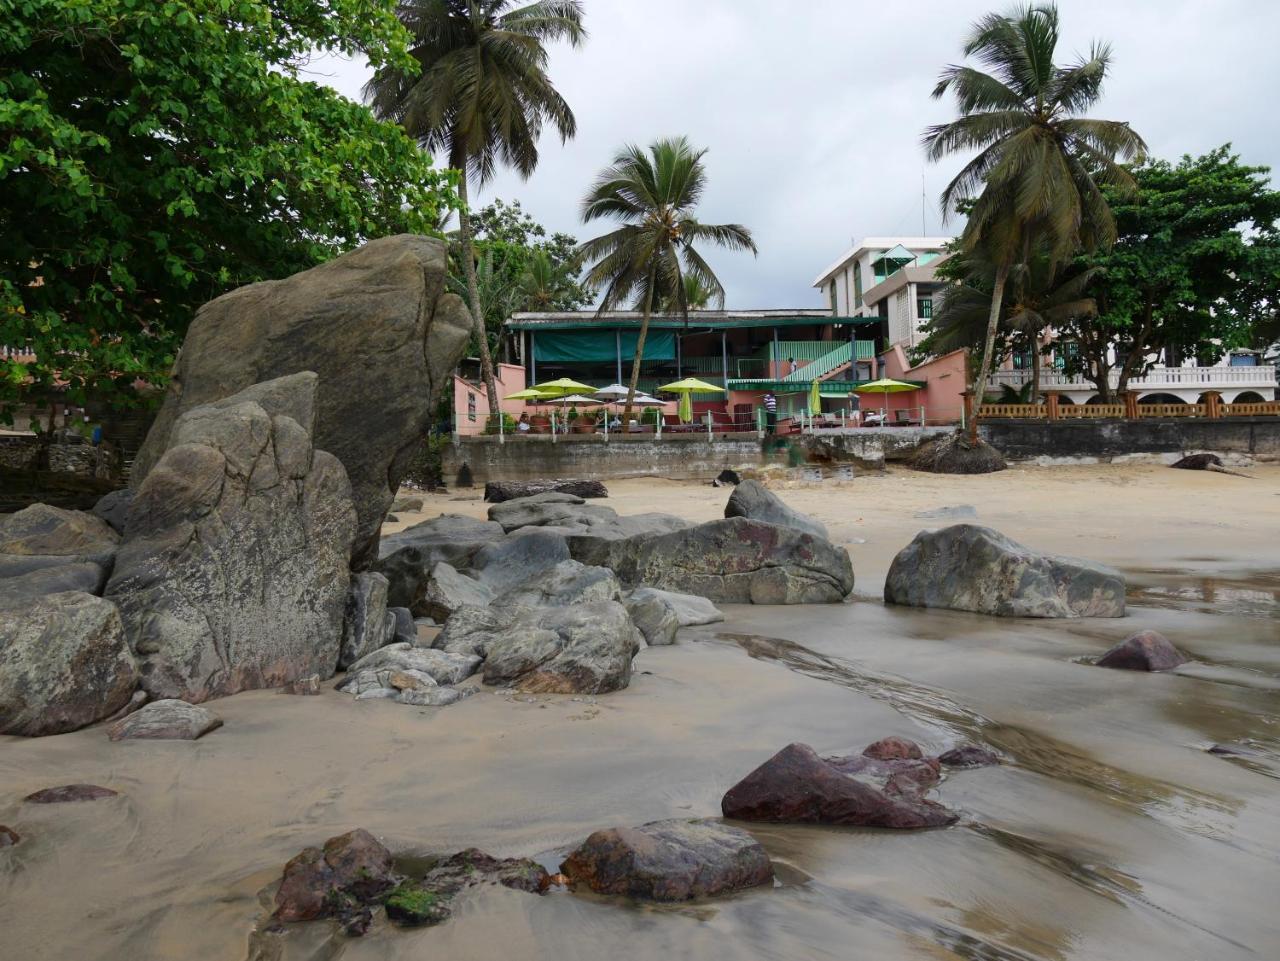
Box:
979 418 1280 462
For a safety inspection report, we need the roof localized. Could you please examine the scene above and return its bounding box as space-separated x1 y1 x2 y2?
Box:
506 310 879 332
860 262 948 306
812 236 952 288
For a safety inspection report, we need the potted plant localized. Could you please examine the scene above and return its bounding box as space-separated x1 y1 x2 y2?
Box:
570 405 597 433
528 411 551 434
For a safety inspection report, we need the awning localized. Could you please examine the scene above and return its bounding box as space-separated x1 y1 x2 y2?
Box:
726 379 867 395
533 330 675 363
512 313 879 332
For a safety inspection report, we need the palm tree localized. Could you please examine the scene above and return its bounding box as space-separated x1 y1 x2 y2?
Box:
653 274 715 312
923 2 1144 435
365 0 586 414
578 137 757 423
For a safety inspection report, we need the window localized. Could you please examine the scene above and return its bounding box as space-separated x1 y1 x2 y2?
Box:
829 282 837 312
853 266 863 307
1229 353 1260 367
1012 350 1035 370
917 298 933 319
467 392 477 421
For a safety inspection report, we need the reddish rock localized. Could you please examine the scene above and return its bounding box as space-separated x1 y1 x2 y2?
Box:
423 848 552 896
722 743 957 829
1097 630 1187 672
862 736 924 761
282 675 321 696
561 819 772 902
0 825 19 847
939 745 1001 768
273 829 398 923
24 784 118 804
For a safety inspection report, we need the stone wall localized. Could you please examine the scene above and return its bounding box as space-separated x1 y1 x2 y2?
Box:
979 418 1280 462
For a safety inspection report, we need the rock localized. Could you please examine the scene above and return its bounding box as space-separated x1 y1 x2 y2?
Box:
564 513 691 568
375 515 504 609
624 590 680 646
283 675 321 695
486 494 613 534
608 517 854 605
0 561 109 603
0 592 139 736
470 527 571 594
725 479 829 539
385 849 551 927
1096 630 1187 671
862 736 924 760
483 479 608 503
721 742 957 829
712 469 741 487
339 572 394 670
343 643 481 686
913 505 977 520
24 784 118 803
417 562 495 622
627 588 724 627
132 235 473 569
493 559 621 610
391 495 424 513
884 524 1125 618
91 489 135 535
455 464 474 488
397 687 461 707
388 607 416 645
103 689 150 723
274 828 398 923
105 375 357 702
561 819 772 902
0 503 120 556
383 885 452 926
0 826 18 847
107 699 223 740
939 745 1001 768
355 688 399 700
385 513 400 524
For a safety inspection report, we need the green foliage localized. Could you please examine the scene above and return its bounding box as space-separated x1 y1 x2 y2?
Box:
0 0 458 421
483 411 517 434
402 433 447 488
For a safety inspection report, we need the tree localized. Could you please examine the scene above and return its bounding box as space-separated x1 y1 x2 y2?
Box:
923 2 1145 434
365 0 585 415
1059 146 1280 400
578 137 757 423
0 0 459 423
654 274 715 312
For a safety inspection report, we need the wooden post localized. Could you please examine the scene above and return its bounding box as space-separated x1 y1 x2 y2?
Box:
1124 391 1139 420
1045 393 1060 421
1203 391 1222 418
961 390 975 428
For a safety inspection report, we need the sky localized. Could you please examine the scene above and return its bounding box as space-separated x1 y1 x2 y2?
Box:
309 0 1280 311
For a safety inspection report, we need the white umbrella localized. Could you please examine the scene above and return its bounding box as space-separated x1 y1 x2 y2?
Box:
630 393 667 407
545 394 605 406
592 383 632 399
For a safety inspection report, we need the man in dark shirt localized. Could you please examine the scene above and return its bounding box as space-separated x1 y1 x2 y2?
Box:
763 392 778 435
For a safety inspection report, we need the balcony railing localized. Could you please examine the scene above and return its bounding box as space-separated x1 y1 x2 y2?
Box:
990 365 1278 392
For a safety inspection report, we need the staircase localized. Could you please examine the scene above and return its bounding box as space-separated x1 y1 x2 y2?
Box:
780 342 854 383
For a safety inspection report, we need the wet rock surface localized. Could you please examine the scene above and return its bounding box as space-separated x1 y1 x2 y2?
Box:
274 829 398 924
339 572 394 670
24 784 118 803
725 479 829 539
885 524 1125 618
939 744 1001 768
375 515 504 609
385 848 552 926
106 699 223 740
561 818 773 902
1096 630 1187 671
0 825 18 847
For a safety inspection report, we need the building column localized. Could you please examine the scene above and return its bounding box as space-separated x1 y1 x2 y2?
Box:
721 330 729 386
530 332 537 385
615 329 622 384
772 327 779 378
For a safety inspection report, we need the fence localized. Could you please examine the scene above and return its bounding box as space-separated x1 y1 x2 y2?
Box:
978 395 1280 422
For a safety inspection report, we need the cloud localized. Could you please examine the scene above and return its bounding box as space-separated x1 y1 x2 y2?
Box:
308 0 1280 309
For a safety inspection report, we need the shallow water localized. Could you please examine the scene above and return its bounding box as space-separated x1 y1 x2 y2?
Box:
3 469 1280 961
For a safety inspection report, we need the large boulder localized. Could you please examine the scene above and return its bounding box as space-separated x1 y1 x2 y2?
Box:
0 503 119 556
469 527 571 594
131 235 473 569
341 643 481 687
725 480 829 539
884 524 1125 618
91 489 135 535
560 819 773 902
339 572 394 670
0 561 108 603
483 479 608 503
492 559 621 610
623 591 680 646
105 375 357 703
0 591 139 736
564 513 691 568
417 562 495 622
627 587 724 627
607 518 854 604
487 494 617 534
375 515 504 609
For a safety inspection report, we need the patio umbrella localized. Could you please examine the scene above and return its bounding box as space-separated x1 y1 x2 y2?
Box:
853 378 918 426
630 393 666 407
809 379 822 416
591 383 632 400
657 377 725 393
504 388 552 401
678 391 693 423
534 377 597 397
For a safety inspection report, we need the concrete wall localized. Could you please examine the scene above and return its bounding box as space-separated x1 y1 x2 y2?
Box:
980 418 1280 462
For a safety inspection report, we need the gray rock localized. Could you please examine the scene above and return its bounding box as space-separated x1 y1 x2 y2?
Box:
92 489 135 534
493 559 621 610
913 504 977 520
388 606 416 645
397 687 461 707
0 503 119 556
417 561 495 622
0 561 108 604
486 494 607 533
560 818 773 902
391 495 425 513
344 642 481 686
131 234 473 569
624 591 680 646
0 591 140 736
340 665 438 696
355 687 400 701
470 527 571 594
884 524 1125 618
627 588 724 627
283 675 321 695
725 480 828 539
107 698 222 740
375 514 504 609
564 513 691 568
105 375 357 702
608 518 854 604
339 572 393 670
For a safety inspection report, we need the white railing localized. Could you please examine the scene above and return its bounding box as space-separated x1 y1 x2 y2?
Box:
990 365 1278 392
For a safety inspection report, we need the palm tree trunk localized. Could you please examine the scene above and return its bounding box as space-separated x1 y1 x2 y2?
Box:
623 267 658 426
457 174 501 417
968 262 1010 441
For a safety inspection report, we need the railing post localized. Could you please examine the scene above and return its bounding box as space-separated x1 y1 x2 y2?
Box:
498 410 504 445
1124 391 1139 420
1204 391 1222 418
551 409 557 442
1046 394 1059 421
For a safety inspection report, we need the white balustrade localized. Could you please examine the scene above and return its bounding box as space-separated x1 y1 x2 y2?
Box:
989 365 1277 392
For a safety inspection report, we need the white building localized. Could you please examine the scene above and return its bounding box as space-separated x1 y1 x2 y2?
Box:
811 236 952 350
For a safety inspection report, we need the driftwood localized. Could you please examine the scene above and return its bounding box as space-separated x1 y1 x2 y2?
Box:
1170 454 1253 478
483 479 609 503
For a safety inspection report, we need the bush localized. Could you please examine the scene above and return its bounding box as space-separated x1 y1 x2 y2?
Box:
483 413 517 435
402 434 446 488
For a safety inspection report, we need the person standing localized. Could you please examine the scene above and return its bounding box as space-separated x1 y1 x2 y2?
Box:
763 392 778 435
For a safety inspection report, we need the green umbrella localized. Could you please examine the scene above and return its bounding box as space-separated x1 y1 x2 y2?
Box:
534 377 597 397
657 377 724 393
853 378 918 427
504 388 553 401
678 391 693 423
809 378 822 416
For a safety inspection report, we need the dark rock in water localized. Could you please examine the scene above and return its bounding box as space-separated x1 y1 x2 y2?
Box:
862 736 924 760
105 374 357 702
885 524 1125 618
483 479 607 503
383 885 452 926
274 828 398 923
282 675 321 696
939 745 1001 768
721 742 957 829
388 606 416 645
0 503 120 556
25 784 118 804
725 479 829 539
0 591 139 737
0 560 109 603
91 489 135 535
375 514 504 610
107 699 223 740
1096 630 1187 671
131 235 472 569
339 572 394 670
385 848 552 926
712 469 741 487
560 818 772 902
0 825 18 847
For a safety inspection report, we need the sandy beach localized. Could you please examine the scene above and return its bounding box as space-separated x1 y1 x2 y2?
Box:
3 463 1278 961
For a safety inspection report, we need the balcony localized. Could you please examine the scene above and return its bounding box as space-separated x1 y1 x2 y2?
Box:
989 365 1278 398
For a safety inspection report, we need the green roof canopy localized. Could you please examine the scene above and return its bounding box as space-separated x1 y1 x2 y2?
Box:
508 312 879 332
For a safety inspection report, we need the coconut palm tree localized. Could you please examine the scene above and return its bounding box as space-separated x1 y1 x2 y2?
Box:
365 0 586 414
923 2 1145 435
653 274 715 312
578 137 756 423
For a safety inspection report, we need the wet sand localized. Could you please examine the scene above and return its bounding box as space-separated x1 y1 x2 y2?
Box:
3 464 1279 960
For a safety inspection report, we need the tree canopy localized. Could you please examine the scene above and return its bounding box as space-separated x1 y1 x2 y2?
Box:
1 0 459 422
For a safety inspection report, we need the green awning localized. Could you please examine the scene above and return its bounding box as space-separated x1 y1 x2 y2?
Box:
511 314 878 332
726 379 866 395
533 330 675 363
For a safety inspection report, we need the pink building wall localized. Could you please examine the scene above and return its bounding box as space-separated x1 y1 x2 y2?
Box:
878 345 967 424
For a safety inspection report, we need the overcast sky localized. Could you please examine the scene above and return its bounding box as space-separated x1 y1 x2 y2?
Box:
309 0 1280 310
